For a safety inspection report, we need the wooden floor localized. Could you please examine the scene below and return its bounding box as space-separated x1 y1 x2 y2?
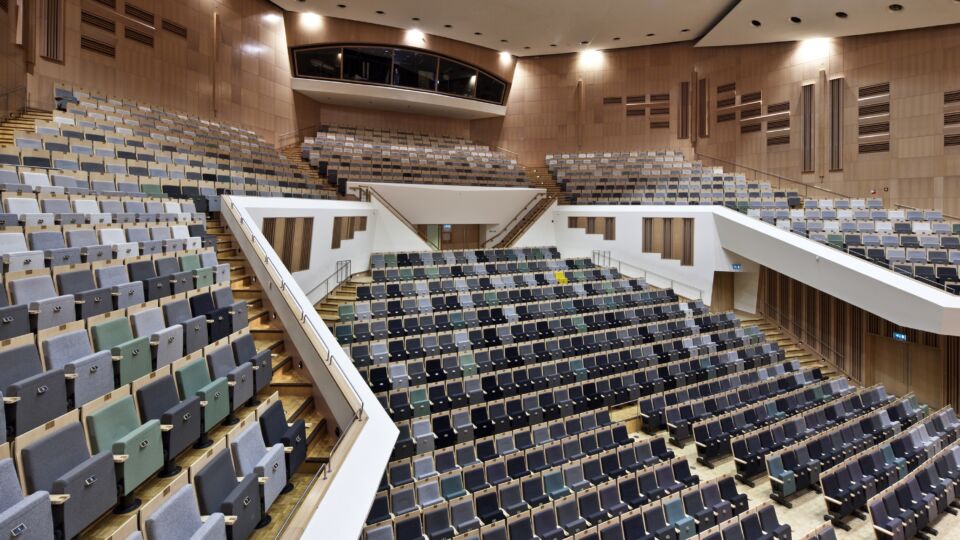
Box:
611 405 960 540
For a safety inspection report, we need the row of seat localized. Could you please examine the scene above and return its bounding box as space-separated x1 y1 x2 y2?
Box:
355 277 643 305
0 193 204 225
771 405 955 515
730 387 904 483
822 407 960 530
370 259 598 284
868 437 960 540
371 248 562 269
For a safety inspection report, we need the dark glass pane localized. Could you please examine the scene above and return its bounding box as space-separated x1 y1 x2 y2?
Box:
437 58 476 98
294 48 341 79
393 50 437 91
342 47 392 84
476 72 505 103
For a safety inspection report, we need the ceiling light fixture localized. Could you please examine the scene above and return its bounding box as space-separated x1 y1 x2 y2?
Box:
524 46 531 49
646 33 655 37
300 12 322 29
796 37 832 62
336 4 346 7
411 17 420 21
406 29 426 43
790 16 802 23
835 11 848 18
613 37 621 41
444 24 452 28
550 44 557 47
888 3 904 11
499 51 512 62
474 32 483 35
751 19 761 27
262 13 281 24
681 28 690 32
578 49 604 68
500 39 508 43
580 40 589 44
375 10 384 14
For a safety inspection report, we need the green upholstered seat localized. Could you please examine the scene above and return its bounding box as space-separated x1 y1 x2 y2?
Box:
86 395 163 496
90 318 152 386
175 358 230 432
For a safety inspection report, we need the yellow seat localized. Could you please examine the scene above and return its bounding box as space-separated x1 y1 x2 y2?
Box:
555 271 568 284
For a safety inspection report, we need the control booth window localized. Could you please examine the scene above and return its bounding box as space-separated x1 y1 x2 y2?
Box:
438 58 476 98
342 47 392 84
476 72 506 104
293 47 341 79
393 50 438 91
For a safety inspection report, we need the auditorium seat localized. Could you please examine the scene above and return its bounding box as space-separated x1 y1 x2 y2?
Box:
258 400 307 482
194 446 264 538
176 357 231 431
40 328 114 407
136 374 204 474
144 484 227 540
86 394 164 512
0 457 56 539
230 422 287 518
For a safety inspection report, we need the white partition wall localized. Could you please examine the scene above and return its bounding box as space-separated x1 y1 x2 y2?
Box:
521 204 960 337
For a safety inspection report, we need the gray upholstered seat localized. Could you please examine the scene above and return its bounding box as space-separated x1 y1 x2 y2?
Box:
232 333 272 395
144 484 227 540
212 286 247 332
41 328 114 407
206 344 254 411
130 307 184 369
94 264 145 309
6 197 54 226
0 458 55 539
0 232 44 272
163 299 208 354
20 422 117 539
230 423 286 514
9 274 76 330
0 340 68 436
65 229 111 262
55 268 112 319
28 230 81 266
194 448 263 539
135 374 203 477
199 252 230 284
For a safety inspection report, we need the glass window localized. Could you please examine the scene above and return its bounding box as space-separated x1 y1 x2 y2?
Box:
342 47 392 84
437 58 476 98
294 48 341 79
393 50 437 91
476 72 505 103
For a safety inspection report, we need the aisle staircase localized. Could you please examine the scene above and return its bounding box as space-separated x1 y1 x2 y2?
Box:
0 108 53 146
523 163 570 204
738 314 837 379
316 274 367 327
280 143 338 198
493 196 555 248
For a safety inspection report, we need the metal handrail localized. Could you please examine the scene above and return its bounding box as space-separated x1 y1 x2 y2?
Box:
694 152 851 200
225 199 366 420
1 86 28 122
482 193 549 247
278 123 322 148
354 185 441 250
306 259 352 300
591 250 705 300
759 303 858 383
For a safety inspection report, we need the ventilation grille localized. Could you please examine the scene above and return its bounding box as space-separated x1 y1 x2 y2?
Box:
859 122 890 136
801 85 813 172
740 123 762 134
650 93 669 103
859 103 890 116
945 112 960 126
859 83 890 98
626 108 646 117
768 119 790 130
80 35 115 57
0 0 7 12
767 134 790 146
741 91 761 103
650 121 670 129
161 19 187 38
717 112 736 123
717 97 736 108
81 10 115 33
717 82 736 94
740 106 761 120
650 107 669 116
859 141 890 153
125 26 154 46
946 134 960 147
946 90 960 104
603 97 622 105
124 2 154 26
92 0 115 8
40 0 65 61
678 81 689 140
768 102 790 114
625 96 645 104
830 78 843 169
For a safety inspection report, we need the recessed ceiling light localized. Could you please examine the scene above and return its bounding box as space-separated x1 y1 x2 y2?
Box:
336 3 346 7
411 17 420 21
580 40 589 44
375 10 384 14
835 11 848 18
646 33 655 37
550 44 557 47
524 46 531 49
613 37 621 41
500 39 508 43
888 3 904 11
751 19 762 27
681 28 690 32
790 16 802 23
444 24 452 28
474 32 483 35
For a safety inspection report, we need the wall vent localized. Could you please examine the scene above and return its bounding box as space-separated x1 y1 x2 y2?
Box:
80 35 116 57
123 2 154 26
125 26 154 47
81 10 115 33
161 19 188 39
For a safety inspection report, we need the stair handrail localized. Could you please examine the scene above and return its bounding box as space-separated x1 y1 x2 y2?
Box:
306 259 352 300
352 185 441 250
1 85 28 122
591 249 705 300
278 123 323 149
481 192 550 247
694 152 852 201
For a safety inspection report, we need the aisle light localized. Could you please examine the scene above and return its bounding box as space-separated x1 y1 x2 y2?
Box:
300 12 322 30
796 37 831 62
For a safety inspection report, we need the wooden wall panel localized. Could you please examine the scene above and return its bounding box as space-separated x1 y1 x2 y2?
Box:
25 0 298 145
759 265 960 410
0 0 27 116
263 217 313 272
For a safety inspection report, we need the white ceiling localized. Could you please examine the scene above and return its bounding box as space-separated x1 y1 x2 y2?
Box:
697 0 960 47
272 0 960 55
272 0 734 56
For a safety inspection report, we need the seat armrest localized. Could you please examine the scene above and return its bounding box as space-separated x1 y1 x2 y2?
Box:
161 395 202 426
112 419 162 456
